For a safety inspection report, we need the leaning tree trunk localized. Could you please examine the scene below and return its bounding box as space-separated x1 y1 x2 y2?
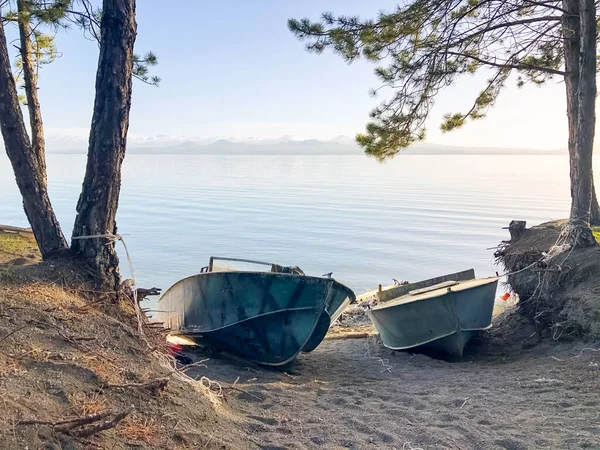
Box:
0 16 67 258
18 0 47 167
567 0 597 247
71 0 137 291
562 0 581 221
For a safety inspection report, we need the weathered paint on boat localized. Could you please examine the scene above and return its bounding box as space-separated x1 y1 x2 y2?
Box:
155 269 354 366
301 283 355 352
369 271 498 357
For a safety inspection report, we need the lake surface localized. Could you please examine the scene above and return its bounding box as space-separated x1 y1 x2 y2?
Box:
0 153 588 298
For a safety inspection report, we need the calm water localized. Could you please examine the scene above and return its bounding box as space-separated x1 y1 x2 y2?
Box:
0 153 587 297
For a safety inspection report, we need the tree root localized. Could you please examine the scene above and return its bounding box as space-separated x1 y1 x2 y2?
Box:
19 407 133 437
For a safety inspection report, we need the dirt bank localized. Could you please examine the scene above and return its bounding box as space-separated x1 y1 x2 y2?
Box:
0 229 248 449
496 220 600 340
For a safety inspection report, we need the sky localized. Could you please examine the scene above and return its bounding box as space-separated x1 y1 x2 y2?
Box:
2 0 583 149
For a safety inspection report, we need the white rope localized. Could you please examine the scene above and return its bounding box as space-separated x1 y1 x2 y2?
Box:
72 232 224 406
364 335 392 373
72 233 145 342
496 220 584 279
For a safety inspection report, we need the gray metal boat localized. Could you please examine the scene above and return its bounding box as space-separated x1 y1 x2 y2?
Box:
154 257 355 366
368 269 498 356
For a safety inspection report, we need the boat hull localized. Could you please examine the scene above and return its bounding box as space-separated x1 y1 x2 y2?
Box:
301 284 355 352
369 277 498 357
154 271 353 366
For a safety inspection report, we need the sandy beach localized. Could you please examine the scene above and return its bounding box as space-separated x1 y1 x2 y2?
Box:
185 318 600 450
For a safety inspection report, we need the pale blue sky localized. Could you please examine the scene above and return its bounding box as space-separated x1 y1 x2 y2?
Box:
4 0 581 148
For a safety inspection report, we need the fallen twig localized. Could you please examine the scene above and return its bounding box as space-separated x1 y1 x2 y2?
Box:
107 377 169 395
0 325 28 343
20 408 133 438
460 397 469 408
19 410 113 427
65 407 133 438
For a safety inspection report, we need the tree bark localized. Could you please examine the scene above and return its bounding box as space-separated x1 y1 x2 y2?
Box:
17 0 47 168
70 0 137 291
562 0 580 209
0 16 67 258
590 178 600 226
567 0 596 247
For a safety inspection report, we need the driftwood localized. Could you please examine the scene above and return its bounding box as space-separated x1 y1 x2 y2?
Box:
137 287 161 300
19 407 133 437
505 220 527 241
68 407 132 438
107 377 169 395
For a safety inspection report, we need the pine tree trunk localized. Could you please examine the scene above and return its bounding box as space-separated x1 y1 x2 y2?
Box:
562 0 580 209
590 178 600 226
567 0 597 247
71 0 137 291
18 0 46 167
0 16 67 258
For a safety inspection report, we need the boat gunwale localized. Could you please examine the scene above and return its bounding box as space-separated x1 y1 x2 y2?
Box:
371 276 499 310
157 270 355 304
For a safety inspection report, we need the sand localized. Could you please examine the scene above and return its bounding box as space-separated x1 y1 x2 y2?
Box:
185 319 600 450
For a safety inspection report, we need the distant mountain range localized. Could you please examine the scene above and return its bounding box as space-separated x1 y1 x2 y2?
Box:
43 134 567 156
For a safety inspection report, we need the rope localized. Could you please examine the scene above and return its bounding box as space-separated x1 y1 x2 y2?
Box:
71 232 145 343
496 220 584 279
496 260 541 278
72 232 224 406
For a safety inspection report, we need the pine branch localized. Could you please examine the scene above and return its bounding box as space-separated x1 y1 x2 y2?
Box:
445 50 566 75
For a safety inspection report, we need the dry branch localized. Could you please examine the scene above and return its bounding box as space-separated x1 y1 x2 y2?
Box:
66 407 133 438
19 407 133 437
19 410 113 427
0 325 28 343
107 377 169 395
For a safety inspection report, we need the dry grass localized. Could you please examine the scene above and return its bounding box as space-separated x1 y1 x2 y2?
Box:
74 353 127 385
69 391 108 416
593 226 600 243
118 414 162 445
0 230 248 449
0 357 27 378
0 231 38 259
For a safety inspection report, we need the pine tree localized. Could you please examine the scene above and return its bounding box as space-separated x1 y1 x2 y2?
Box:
0 1 69 258
290 0 599 246
70 0 138 291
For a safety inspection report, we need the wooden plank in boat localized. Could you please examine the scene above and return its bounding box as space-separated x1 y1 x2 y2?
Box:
377 269 475 303
409 280 459 296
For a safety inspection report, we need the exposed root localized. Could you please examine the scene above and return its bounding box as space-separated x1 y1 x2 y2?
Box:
19 406 133 438
496 220 600 339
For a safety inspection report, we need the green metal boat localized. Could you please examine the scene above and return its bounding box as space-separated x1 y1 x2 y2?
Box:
369 269 498 357
154 257 355 366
